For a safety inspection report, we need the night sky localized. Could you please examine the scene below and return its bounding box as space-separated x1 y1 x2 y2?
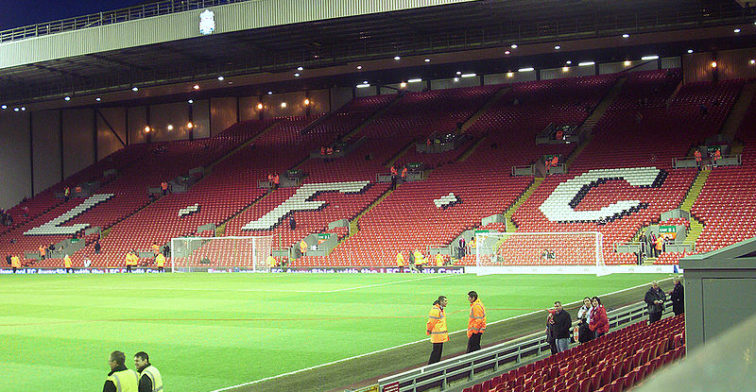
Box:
0 0 147 30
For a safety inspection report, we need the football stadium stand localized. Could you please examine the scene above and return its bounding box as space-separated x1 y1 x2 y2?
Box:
0 69 753 269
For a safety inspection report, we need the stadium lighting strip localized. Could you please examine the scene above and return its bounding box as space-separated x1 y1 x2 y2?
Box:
4 44 742 110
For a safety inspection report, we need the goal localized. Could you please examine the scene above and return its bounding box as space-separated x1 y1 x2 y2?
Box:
473 231 606 275
170 235 274 272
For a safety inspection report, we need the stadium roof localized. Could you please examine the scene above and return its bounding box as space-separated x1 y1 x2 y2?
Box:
0 0 752 106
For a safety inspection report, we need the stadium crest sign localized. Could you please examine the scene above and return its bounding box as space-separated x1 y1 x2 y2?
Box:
539 167 663 223
199 9 215 35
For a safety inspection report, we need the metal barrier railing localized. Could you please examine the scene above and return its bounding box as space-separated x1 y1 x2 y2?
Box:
377 298 673 392
0 0 250 43
0 1 750 45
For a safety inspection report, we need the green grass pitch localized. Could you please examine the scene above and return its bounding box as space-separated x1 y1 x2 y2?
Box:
0 273 666 391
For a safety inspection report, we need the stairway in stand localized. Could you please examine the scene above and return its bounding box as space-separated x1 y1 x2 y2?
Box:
504 177 544 232
679 169 711 247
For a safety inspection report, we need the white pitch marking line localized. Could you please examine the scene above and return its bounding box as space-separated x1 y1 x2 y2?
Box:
18 275 454 294
321 274 452 293
208 278 669 392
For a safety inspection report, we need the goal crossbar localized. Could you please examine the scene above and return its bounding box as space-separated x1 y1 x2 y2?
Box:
170 235 274 273
473 231 607 275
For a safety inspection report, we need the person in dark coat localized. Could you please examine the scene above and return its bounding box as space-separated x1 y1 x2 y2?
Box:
546 312 558 355
670 278 684 316
551 301 572 352
645 281 666 324
289 216 296 230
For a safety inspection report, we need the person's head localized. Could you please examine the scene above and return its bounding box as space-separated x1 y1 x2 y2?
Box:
554 301 563 313
468 291 478 303
673 277 681 285
134 352 150 370
592 297 602 308
583 297 592 308
108 351 126 370
433 296 448 308
651 281 659 289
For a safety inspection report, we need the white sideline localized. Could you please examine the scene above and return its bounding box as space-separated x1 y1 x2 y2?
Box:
31 275 452 294
208 279 670 392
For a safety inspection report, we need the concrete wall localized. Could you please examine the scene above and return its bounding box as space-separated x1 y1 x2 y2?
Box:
661 56 681 69
62 108 95 178
150 102 191 142
192 99 211 139
356 85 379 97
265 91 309 117
239 96 262 122
32 110 62 194
485 71 536 85
330 87 353 111
308 89 330 116
541 65 596 80
96 107 126 160
210 97 238 136
599 60 658 75
431 76 480 90
0 111 31 209
127 106 149 145
379 80 428 94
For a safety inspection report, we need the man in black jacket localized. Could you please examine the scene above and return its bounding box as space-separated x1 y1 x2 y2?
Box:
670 278 684 316
551 301 572 352
645 281 666 323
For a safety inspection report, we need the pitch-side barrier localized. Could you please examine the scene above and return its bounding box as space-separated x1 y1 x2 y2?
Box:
367 298 674 392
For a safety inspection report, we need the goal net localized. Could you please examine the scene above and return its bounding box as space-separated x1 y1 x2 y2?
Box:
170 235 274 272
474 231 606 275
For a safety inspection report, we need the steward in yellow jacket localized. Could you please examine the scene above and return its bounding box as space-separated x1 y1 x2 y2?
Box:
63 254 73 273
413 250 426 265
155 253 166 272
103 351 138 392
426 296 448 364
125 252 138 273
466 291 486 353
396 252 405 267
10 255 21 273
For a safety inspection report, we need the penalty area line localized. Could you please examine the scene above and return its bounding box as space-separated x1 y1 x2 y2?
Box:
209 278 669 392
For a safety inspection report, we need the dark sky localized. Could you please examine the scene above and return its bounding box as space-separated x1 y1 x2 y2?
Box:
0 0 147 30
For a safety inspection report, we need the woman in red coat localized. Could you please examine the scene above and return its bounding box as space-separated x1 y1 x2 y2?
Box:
588 296 609 338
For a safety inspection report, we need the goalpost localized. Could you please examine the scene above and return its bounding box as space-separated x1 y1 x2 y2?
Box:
170 235 274 272
473 231 607 275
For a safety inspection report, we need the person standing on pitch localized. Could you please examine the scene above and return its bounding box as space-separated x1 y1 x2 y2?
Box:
467 291 486 353
426 295 449 364
134 351 163 392
103 350 138 392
